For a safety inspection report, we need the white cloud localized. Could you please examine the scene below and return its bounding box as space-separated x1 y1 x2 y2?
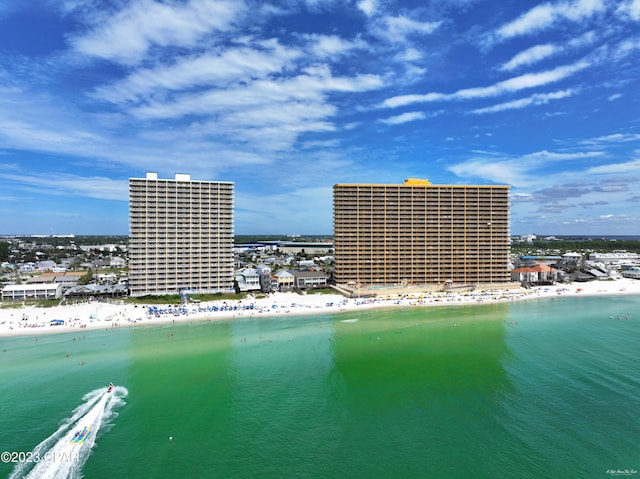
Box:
568 30 598 48
70 0 245 64
131 67 384 120
617 0 640 21
357 0 377 17
456 61 588 99
373 15 442 43
116 66 384 152
496 0 606 40
522 150 604 162
448 159 528 186
382 60 588 108
612 37 640 59
448 149 605 186
500 44 559 71
379 111 426 125
0 171 127 201
306 34 367 58
472 89 575 114
393 47 424 63
93 41 301 104
580 133 640 145
586 158 640 174
381 92 445 109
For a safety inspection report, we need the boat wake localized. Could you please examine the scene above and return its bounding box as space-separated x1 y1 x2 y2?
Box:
9 385 127 479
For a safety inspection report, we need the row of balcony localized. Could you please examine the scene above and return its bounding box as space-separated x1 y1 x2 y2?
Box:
334 198 509 205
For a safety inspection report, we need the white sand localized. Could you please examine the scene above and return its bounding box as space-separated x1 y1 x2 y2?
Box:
1 277 639 337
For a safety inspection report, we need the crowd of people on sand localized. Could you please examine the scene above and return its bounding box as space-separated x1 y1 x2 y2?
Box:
0 276 639 338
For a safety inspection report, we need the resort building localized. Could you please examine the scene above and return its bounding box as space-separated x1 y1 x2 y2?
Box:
333 179 510 287
129 173 234 297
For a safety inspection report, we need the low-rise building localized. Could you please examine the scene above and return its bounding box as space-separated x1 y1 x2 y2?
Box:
256 264 273 292
510 264 558 285
235 268 261 292
273 270 295 291
110 257 126 268
622 268 640 279
292 270 328 289
2 283 62 300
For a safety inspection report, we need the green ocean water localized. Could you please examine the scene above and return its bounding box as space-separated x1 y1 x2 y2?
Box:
1 295 639 479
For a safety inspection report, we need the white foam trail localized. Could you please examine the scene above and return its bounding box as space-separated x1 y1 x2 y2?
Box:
10 386 127 479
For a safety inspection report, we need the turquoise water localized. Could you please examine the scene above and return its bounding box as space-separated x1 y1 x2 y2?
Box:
1 295 639 478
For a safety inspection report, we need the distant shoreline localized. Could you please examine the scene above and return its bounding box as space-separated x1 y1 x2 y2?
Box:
1 277 639 339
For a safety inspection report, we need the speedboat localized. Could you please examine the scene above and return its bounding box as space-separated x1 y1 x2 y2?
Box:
107 382 114 393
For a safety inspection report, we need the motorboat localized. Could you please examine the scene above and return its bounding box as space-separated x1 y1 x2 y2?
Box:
107 382 114 393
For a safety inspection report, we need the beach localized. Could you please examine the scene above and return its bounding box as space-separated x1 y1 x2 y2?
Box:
1 277 639 337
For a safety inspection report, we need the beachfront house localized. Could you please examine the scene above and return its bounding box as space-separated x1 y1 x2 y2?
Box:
256 264 273 293
234 268 261 292
510 264 558 286
273 270 295 291
291 270 328 290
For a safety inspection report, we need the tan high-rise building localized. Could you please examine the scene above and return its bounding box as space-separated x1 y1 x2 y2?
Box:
333 179 510 286
129 173 234 297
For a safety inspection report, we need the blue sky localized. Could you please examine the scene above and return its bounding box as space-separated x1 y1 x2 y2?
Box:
1 0 639 236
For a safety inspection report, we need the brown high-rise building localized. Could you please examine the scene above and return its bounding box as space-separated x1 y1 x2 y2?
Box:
333 179 510 286
129 172 234 297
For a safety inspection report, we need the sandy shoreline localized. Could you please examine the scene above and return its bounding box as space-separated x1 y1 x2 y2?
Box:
1 277 639 338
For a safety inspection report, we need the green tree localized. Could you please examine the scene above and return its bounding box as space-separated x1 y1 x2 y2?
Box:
78 270 93 285
0 241 9 262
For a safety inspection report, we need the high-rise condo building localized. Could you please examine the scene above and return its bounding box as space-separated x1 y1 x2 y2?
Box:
333 179 510 286
129 173 234 297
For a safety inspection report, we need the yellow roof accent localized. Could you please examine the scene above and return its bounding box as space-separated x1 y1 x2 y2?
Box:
403 178 431 185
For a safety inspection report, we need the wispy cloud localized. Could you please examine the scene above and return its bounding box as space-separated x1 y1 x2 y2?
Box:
130 67 384 120
357 0 378 17
617 0 640 21
495 0 606 40
379 111 426 125
372 15 442 43
500 44 559 71
69 0 246 65
382 60 588 108
448 149 605 186
579 133 640 146
471 89 575 114
305 34 367 58
0 171 127 201
586 158 640 174
93 40 301 104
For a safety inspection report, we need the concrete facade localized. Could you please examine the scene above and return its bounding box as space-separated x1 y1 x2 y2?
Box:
129 172 234 296
333 179 510 286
